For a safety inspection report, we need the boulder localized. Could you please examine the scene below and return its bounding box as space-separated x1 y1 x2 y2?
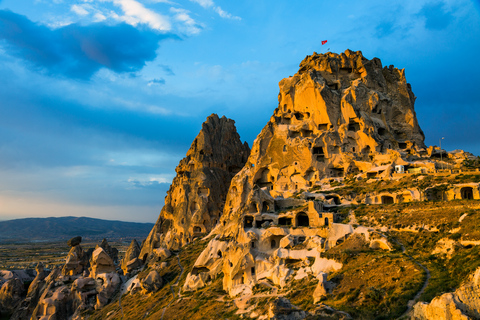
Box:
0 278 25 315
95 273 120 309
268 297 306 320
124 258 142 274
98 239 119 264
67 236 82 247
154 247 171 260
90 247 116 278
141 270 163 293
121 239 142 274
412 267 480 319
62 245 88 276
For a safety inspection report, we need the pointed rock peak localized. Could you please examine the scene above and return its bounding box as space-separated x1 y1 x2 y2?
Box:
140 113 250 258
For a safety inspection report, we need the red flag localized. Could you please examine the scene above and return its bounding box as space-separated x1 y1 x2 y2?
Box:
321 40 327 45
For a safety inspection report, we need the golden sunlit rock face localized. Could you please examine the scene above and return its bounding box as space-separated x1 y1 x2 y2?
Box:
140 113 250 258
180 50 430 298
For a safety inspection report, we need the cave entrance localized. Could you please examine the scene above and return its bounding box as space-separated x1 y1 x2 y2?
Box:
278 217 292 226
381 195 394 204
296 212 310 227
318 123 329 131
271 239 277 249
348 121 360 132
244 215 254 228
325 195 340 205
461 187 474 200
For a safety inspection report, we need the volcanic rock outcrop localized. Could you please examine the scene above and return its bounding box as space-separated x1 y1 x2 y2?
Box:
140 113 250 257
183 50 428 297
121 239 142 275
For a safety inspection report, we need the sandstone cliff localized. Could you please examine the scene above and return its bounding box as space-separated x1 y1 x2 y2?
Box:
140 113 250 257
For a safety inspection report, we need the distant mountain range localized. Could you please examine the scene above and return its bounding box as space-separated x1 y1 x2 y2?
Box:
0 216 154 242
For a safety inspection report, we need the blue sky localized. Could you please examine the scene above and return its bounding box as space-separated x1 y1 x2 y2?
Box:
0 0 479 223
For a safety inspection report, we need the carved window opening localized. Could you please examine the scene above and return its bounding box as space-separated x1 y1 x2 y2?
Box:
289 131 300 138
262 201 270 212
378 127 386 136
325 195 340 205
348 121 360 132
293 112 304 120
324 217 329 226
327 83 340 90
244 215 254 228
313 147 324 155
271 239 277 249
381 195 394 204
193 226 202 233
398 142 407 149
296 212 310 227
251 241 255 248
283 145 287 152
301 129 313 137
461 187 473 200
340 67 353 73
278 217 292 226
318 123 329 131
217 250 222 258
251 267 255 276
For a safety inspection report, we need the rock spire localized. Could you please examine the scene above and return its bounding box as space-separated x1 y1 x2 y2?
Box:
140 113 250 258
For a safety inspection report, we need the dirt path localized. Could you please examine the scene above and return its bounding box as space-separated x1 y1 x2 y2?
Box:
160 253 185 320
394 238 431 319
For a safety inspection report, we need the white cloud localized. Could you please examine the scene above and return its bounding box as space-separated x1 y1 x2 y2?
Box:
214 6 241 20
93 12 107 22
170 7 203 35
71 4 90 16
190 0 214 8
102 0 172 31
189 0 240 20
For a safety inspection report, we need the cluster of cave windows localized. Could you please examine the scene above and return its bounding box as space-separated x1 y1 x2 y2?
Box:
244 212 319 230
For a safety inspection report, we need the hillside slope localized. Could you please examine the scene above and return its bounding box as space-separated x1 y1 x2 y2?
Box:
0 216 154 241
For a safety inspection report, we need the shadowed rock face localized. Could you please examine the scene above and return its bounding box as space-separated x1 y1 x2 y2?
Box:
140 113 250 257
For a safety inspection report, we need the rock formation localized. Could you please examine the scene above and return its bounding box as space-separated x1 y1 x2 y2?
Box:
412 267 480 320
12 238 123 319
140 113 250 258
62 245 89 276
183 50 426 298
90 247 116 278
68 236 82 247
121 239 142 275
